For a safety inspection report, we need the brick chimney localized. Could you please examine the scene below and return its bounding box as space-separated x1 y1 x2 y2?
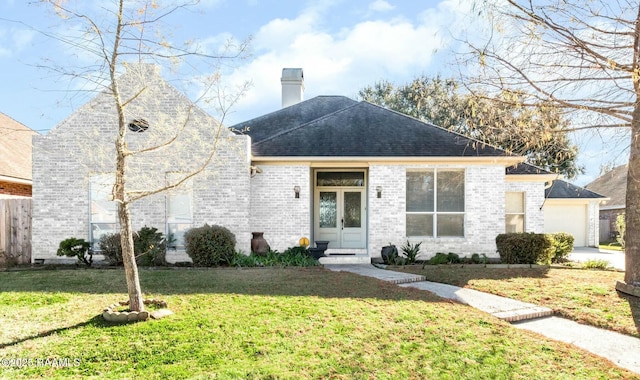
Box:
281 68 304 108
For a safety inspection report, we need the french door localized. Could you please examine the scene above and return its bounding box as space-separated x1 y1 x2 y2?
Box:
314 171 366 249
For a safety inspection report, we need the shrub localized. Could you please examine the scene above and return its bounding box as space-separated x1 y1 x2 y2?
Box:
134 226 167 266
424 252 460 266
616 213 626 248
99 226 167 266
57 238 92 267
231 248 318 267
582 259 611 270
184 224 237 266
400 240 422 264
549 232 574 263
496 233 554 264
99 233 123 265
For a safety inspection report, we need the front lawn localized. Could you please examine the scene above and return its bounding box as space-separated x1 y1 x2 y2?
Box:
393 265 640 338
0 267 636 378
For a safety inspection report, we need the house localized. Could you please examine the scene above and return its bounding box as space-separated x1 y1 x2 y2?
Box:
584 164 627 242
0 112 38 198
32 64 252 263
32 65 571 264
543 179 607 247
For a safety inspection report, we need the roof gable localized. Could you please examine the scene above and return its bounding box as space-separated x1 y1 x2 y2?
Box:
584 164 627 207
238 96 512 158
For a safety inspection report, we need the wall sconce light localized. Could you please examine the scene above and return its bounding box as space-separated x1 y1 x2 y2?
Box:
376 185 382 198
294 185 301 198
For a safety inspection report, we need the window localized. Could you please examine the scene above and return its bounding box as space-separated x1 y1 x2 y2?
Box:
506 192 525 233
90 174 117 249
406 169 465 237
166 175 193 250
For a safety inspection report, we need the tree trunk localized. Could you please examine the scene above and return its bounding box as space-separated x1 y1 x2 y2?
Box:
625 101 640 286
118 201 145 312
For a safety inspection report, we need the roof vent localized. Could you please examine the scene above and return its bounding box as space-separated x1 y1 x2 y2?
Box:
281 68 304 108
128 118 149 133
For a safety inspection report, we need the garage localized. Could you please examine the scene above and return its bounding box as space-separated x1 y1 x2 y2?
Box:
544 180 607 247
544 203 588 246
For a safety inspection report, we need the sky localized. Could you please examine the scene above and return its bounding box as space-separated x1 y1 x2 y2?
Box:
0 0 630 185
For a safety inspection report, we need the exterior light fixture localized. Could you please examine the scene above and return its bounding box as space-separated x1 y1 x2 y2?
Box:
376 186 382 198
294 185 301 198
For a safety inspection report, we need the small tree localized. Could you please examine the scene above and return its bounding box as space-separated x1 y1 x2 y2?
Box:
37 0 250 311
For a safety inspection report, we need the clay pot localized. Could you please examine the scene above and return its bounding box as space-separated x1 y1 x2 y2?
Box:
251 232 270 256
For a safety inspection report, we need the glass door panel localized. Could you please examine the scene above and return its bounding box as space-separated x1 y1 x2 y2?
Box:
343 191 362 228
319 192 337 228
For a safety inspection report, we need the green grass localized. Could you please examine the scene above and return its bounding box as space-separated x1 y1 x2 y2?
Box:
393 265 640 339
0 267 637 379
599 243 624 251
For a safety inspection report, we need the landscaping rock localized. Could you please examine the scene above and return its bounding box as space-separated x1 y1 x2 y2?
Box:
151 309 174 320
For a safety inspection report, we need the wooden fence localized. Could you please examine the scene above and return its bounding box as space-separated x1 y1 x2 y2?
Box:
0 199 32 266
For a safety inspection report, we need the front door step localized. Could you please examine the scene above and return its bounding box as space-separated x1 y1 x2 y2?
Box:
319 254 370 264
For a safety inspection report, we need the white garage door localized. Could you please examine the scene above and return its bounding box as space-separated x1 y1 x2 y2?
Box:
544 204 588 247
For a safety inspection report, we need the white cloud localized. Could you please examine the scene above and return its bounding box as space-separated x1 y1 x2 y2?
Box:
217 1 466 125
368 0 395 13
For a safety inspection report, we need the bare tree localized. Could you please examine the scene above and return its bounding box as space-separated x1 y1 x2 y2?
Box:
37 0 250 311
460 0 639 287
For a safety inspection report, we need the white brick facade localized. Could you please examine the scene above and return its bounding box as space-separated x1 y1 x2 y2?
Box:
249 164 311 251
32 64 251 261
505 181 546 233
369 164 508 260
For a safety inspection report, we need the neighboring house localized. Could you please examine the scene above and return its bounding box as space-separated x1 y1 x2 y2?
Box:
544 179 607 247
32 66 573 264
584 164 627 241
0 112 38 198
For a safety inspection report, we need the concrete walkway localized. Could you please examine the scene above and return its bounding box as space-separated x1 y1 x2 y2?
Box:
325 264 640 375
569 247 626 271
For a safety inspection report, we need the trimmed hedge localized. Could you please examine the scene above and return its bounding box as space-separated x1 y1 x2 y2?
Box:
184 224 237 266
496 233 554 264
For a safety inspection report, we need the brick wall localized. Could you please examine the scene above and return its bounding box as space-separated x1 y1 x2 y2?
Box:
32 64 251 262
505 181 545 233
249 164 311 252
369 164 509 260
0 181 31 197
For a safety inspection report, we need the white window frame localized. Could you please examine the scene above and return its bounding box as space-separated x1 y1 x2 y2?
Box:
406 169 465 238
166 174 194 250
505 192 525 233
89 173 117 250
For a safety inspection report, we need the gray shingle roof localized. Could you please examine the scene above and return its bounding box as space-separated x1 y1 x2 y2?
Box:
545 179 606 199
584 164 627 207
506 163 553 175
233 96 512 158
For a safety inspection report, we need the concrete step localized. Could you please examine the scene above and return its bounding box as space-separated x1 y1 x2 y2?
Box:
319 254 371 265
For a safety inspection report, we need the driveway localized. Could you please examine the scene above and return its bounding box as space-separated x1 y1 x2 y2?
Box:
568 247 625 271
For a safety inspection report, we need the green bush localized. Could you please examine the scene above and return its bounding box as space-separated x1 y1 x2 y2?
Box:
231 248 318 267
57 238 92 267
582 259 610 270
134 226 167 266
549 232 574 263
400 240 422 264
99 233 123 265
496 233 554 264
424 252 460 266
98 226 167 266
184 224 237 266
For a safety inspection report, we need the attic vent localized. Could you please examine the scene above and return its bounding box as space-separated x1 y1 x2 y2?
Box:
128 118 149 133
